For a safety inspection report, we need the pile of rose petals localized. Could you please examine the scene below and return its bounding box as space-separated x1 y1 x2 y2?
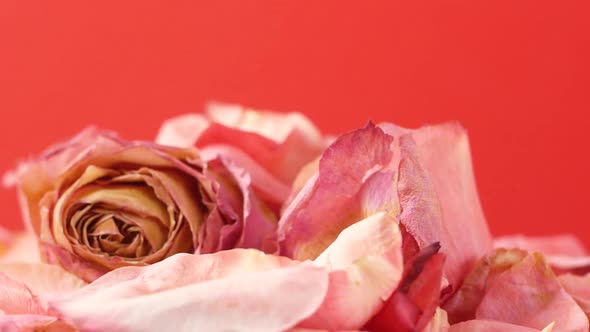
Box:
1 103 588 332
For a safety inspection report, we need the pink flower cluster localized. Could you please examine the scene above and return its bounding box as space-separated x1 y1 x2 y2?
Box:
1 104 588 332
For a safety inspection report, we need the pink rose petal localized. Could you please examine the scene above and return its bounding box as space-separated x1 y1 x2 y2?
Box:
279 123 395 261
444 249 588 332
449 320 551 332
202 157 278 254
495 235 590 273
0 272 45 315
0 263 84 331
0 314 76 332
58 264 328 332
386 122 493 290
302 213 404 330
494 235 587 257
0 262 86 298
558 273 590 318
0 229 40 263
51 251 327 332
156 103 328 206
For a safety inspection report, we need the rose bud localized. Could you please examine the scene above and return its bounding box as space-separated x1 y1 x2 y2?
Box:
11 128 277 282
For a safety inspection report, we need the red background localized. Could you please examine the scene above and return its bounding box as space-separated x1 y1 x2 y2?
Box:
1 2 589 245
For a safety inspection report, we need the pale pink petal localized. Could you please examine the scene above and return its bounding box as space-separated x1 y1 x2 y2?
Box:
0 267 80 331
0 314 76 332
545 256 590 275
51 251 328 332
279 123 396 261
449 320 548 332
444 249 588 332
157 103 327 189
0 273 44 315
0 263 86 298
387 122 493 290
495 235 590 273
301 213 404 330
494 235 587 257
280 122 491 297
558 273 590 317
13 127 121 234
475 255 587 331
300 258 399 331
313 212 403 270
206 102 323 145
0 229 40 264
154 113 210 147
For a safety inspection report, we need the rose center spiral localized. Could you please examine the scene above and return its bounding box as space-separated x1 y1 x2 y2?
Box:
63 181 170 259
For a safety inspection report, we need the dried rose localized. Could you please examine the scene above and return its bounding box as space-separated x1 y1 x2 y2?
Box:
13 128 277 282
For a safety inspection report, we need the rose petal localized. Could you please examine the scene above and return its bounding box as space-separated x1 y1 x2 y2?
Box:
0 314 76 332
205 102 326 183
495 235 590 273
386 122 493 290
202 157 278 254
0 263 86 298
0 230 40 263
281 121 491 294
279 123 396 261
200 145 292 208
314 212 402 270
558 273 590 317
475 255 586 331
154 113 210 147
51 251 328 332
301 213 404 330
0 272 45 315
156 103 328 204
449 320 551 332
444 249 588 332
494 235 587 257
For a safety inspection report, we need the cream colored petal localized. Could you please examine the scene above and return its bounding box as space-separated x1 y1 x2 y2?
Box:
112 212 167 252
75 185 169 222
52 166 119 251
142 168 203 246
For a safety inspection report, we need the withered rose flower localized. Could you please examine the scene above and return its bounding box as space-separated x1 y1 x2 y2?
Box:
12 128 277 282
